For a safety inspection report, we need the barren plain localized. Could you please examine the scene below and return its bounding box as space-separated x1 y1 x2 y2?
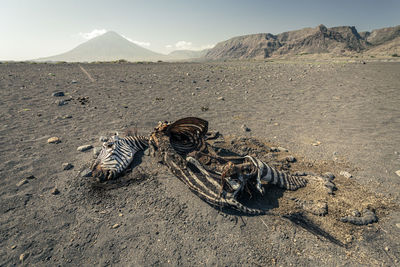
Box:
0 60 399 266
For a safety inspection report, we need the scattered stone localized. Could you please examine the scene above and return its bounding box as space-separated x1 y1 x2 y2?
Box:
201 106 209 112
112 223 120 229
289 77 293 81
395 223 400 229
312 141 321 146
277 147 288 152
192 80 197 83
241 124 251 132
217 96 225 101
340 171 352 178
11 245 17 250
63 115 73 119
51 187 60 195
26 175 35 180
192 92 195 96
351 210 361 217
322 172 335 180
57 100 68 106
71 80 78 84
99 136 108 142
52 91 64 97
395 170 400 177
286 156 296 162
80 168 92 177
19 253 29 261
273 122 279 126
340 209 377 225
47 137 61 144
77 145 93 152
324 180 337 194
16 179 28 187
93 147 102 158
62 163 73 170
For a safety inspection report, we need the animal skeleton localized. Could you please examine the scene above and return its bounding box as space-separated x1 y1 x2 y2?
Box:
148 117 307 214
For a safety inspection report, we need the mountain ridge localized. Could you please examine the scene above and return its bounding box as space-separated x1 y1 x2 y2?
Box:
205 24 400 59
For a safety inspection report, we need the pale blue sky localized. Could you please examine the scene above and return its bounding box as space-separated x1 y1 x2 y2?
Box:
1 0 399 60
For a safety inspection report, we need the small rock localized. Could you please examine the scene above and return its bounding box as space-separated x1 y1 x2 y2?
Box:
384 246 389 251
51 187 60 195
192 80 197 83
273 122 279 126
11 245 17 250
77 145 93 152
71 80 78 84
217 96 225 101
47 137 61 144
63 115 73 119
99 136 108 142
93 147 102 158
112 223 120 229
351 210 361 217
241 124 251 132
322 172 335 180
395 170 400 177
277 147 289 152
340 171 352 178
16 179 28 187
289 77 293 81
62 163 73 170
286 156 296 162
395 223 400 229
57 100 68 106
52 91 64 97
26 175 35 179
192 92 195 96
80 168 92 177
19 253 29 261
312 141 321 146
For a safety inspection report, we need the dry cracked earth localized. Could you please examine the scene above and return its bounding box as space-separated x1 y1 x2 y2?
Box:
0 60 399 266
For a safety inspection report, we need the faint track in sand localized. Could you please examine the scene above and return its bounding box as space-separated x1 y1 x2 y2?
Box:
79 65 95 82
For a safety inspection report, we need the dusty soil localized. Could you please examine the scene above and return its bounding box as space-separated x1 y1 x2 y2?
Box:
0 60 399 266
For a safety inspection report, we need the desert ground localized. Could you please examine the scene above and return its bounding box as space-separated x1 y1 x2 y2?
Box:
0 59 399 266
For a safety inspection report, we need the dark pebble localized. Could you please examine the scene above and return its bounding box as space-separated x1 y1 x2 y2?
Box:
52 91 65 97
51 187 60 195
322 172 335 180
286 156 296 162
62 163 74 170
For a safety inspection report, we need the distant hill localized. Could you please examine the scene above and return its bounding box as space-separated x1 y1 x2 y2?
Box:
37 31 167 62
205 25 400 59
167 49 210 60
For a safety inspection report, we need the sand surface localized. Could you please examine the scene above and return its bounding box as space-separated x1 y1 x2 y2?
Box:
0 60 399 266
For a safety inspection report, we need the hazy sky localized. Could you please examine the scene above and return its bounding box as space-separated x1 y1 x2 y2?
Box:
1 0 399 60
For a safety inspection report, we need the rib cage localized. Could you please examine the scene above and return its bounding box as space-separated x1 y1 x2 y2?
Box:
166 117 208 156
